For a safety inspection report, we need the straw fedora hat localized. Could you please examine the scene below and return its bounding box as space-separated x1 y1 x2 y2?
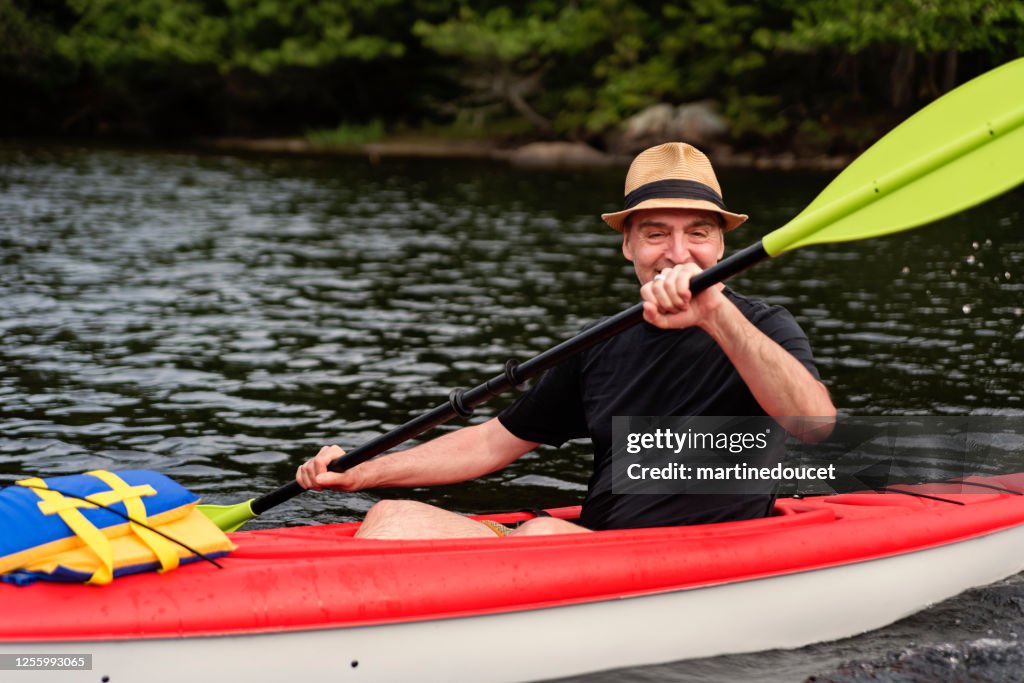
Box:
602 143 748 232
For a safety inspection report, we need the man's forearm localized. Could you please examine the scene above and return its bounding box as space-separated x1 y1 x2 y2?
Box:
353 418 538 489
702 300 836 441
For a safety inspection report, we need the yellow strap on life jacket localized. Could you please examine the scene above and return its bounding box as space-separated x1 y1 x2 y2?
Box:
15 471 181 584
16 477 115 585
86 470 180 574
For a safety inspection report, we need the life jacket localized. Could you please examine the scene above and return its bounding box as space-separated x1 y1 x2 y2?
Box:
1 470 235 585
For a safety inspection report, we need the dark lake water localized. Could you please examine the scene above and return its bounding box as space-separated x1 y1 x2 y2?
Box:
1 143 1022 681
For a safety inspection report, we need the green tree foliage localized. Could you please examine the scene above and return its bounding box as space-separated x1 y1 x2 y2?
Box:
3 0 449 135
0 0 79 131
218 0 407 72
557 1 678 134
0 0 64 70
757 0 1024 107
54 0 407 72
413 3 606 132
411 1 793 138
406 1 767 140
745 0 1024 150
2 0 1022 150
760 0 1024 55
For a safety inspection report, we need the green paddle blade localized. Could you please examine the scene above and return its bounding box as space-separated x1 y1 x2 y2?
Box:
763 57 1024 257
198 499 257 532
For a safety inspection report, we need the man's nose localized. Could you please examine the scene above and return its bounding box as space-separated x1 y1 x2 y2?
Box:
665 232 689 262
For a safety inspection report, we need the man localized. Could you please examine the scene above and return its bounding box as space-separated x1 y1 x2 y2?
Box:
296 142 836 538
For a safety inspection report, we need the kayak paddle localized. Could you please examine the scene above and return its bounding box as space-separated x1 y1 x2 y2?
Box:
200 57 1024 532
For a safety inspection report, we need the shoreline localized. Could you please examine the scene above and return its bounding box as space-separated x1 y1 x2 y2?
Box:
195 136 851 172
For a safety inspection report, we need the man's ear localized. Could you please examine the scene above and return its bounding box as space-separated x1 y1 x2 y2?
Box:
621 230 634 262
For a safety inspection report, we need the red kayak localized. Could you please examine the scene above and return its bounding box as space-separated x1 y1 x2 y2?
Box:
3 474 1024 682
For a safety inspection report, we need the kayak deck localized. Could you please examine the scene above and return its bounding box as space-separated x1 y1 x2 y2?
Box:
4 474 1024 642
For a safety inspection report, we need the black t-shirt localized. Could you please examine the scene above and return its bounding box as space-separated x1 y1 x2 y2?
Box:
498 288 821 530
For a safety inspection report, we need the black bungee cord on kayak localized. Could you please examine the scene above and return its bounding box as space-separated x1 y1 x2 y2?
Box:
945 479 1024 495
0 481 225 569
866 478 1024 504
870 487 966 505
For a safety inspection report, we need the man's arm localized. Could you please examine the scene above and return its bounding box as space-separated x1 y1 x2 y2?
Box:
296 417 540 491
643 264 836 442
701 301 836 441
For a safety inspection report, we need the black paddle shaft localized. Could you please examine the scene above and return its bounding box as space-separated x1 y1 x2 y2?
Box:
251 242 770 515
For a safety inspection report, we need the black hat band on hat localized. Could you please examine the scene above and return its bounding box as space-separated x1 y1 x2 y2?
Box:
623 179 726 211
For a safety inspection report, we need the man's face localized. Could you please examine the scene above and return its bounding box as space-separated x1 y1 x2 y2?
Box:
621 208 725 284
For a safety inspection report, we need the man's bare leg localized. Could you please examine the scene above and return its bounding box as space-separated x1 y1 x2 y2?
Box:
509 517 592 536
355 499 497 539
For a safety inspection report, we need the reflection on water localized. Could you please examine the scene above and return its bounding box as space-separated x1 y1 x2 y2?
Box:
1 144 1022 528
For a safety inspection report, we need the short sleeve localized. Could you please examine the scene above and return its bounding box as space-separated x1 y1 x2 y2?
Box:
498 354 589 447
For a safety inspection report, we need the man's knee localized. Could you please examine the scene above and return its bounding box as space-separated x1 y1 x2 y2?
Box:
357 499 496 539
511 517 591 536
363 499 435 525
